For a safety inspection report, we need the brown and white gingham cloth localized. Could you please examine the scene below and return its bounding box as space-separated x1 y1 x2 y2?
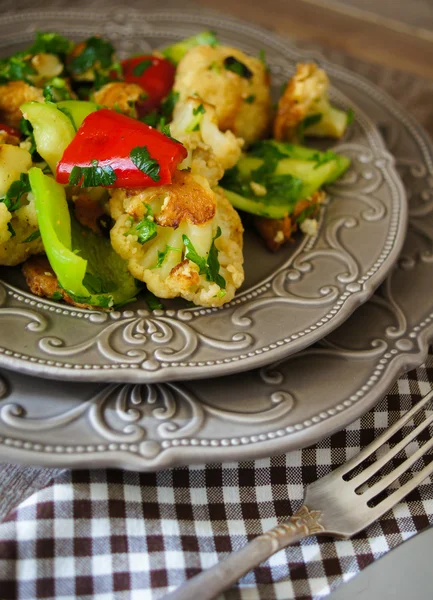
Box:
1 355 433 600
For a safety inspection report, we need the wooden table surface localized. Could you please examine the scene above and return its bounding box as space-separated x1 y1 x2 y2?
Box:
195 0 433 81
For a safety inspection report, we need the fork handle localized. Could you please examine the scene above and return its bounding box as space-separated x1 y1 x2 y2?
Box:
164 505 326 600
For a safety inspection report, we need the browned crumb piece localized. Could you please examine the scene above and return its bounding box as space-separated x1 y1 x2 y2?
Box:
22 256 94 310
0 129 20 146
254 190 325 251
0 81 44 128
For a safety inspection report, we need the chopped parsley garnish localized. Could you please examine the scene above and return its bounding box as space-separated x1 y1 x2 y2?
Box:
313 150 337 169
140 111 159 128
68 160 117 187
160 89 180 121
0 54 36 84
7 223 16 237
152 245 180 269
144 290 164 311
133 59 153 76
158 117 180 142
297 113 322 141
130 146 160 182
50 291 63 301
23 230 41 243
29 31 73 56
193 103 205 116
19 118 36 155
125 209 157 245
223 56 253 79
183 227 226 289
347 107 355 125
43 77 72 103
1 173 31 212
244 94 255 104
69 36 115 75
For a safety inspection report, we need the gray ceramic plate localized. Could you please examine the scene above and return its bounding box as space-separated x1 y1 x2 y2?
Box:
0 13 431 471
0 9 407 383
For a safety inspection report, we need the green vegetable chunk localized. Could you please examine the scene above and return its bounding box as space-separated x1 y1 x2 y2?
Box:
221 140 350 219
28 168 140 308
161 30 219 64
183 227 226 288
20 102 75 173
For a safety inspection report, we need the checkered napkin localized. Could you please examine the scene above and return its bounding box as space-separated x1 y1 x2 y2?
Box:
1 356 433 600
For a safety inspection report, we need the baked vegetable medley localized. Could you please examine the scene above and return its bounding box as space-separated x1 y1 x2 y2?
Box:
0 31 352 309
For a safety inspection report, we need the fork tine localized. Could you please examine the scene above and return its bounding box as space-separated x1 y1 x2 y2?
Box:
351 412 433 487
361 434 433 501
363 457 433 524
335 389 433 475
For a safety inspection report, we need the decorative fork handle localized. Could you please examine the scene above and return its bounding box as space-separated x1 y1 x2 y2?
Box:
164 505 326 600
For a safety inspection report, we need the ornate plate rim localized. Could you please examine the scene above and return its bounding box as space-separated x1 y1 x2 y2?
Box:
0 12 431 470
0 9 407 384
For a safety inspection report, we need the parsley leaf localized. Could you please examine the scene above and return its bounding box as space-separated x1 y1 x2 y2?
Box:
193 103 205 116
7 222 16 237
152 245 180 269
68 160 117 187
69 36 115 75
144 290 164 311
313 150 337 169
43 77 72 103
297 113 322 141
0 54 36 84
125 215 157 245
140 112 159 128
160 89 179 121
346 107 355 125
244 94 255 104
223 56 253 79
182 228 226 288
19 118 37 155
207 227 226 288
130 146 160 182
23 230 41 243
1 173 31 212
133 59 153 76
29 31 73 56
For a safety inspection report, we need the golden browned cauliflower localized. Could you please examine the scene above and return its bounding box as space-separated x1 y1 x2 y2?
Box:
174 45 272 145
0 144 43 266
274 63 350 141
0 81 44 128
170 96 243 188
93 82 147 117
109 170 244 307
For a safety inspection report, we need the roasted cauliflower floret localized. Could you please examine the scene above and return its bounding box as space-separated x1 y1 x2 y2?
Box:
0 143 43 265
0 193 44 266
93 82 147 117
274 63 350 141
0 81 44 128
170 96 243 188
174 45 271 145
109 170 244 307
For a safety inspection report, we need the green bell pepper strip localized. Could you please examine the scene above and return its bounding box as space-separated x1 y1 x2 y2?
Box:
28 167 88 296
20 101 99 172
28 167 140 308
56 100 99 130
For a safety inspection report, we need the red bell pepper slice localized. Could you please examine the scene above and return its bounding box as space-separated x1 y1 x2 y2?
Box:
121 55 175 113
56 109 187 188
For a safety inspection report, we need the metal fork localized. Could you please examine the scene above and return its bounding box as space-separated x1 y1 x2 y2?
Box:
165 389 433 600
